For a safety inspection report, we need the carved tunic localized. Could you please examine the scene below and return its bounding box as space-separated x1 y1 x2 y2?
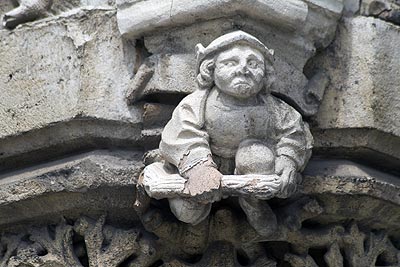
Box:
159 88 313 175
204 88 271 158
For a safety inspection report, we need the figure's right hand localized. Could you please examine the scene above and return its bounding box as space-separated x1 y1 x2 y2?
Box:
183 163 223 204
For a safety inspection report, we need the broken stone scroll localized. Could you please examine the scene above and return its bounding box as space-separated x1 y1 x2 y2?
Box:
140 31 313 229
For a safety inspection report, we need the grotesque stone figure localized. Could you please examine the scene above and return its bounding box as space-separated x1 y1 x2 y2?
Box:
141 31 313 236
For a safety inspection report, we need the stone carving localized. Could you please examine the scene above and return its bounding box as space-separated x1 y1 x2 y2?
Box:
289 70 330 117
164 241 276 267
137 193 400 267
285 222 400 267
122 0 344 120
140 31 313 235
361 0 400 24
2 0 53 29
2 0 114 29
1 0 400 265
125 49 330 117
0 216 160 267
1 211 399 267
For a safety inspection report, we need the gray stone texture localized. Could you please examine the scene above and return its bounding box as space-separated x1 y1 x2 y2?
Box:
122 0 343 118
0 8 136 137
0 7 146 172
0 0 399 266
312 16 400 166
0 150 143 228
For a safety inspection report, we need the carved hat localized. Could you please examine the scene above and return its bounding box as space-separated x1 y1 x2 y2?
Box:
195 30 274 74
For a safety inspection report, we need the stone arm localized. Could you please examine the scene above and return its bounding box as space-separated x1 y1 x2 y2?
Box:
159 90 222 202
159 90 214 175
272 97 313 171
269 97 313 197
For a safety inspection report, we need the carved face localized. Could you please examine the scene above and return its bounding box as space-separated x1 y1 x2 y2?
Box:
214 45 265 99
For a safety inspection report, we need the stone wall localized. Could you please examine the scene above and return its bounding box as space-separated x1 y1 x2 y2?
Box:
0 0 399 266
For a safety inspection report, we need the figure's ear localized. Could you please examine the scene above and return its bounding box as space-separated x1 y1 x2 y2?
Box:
199 58 215 79
197 58 215 89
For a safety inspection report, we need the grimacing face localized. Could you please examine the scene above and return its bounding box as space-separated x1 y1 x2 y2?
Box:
214 45 265 99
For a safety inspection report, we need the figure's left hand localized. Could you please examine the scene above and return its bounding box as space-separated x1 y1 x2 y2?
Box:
275 155 299 198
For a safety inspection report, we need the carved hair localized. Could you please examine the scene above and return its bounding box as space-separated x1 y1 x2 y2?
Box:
197 58 216 90
196 54 275 94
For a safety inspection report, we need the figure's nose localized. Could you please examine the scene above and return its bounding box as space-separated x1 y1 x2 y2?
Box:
235 62 249 75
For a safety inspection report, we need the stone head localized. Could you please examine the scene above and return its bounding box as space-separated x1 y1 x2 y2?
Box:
195 31 275 98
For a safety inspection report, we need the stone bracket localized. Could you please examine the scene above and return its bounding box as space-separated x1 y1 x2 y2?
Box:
117 0 309 38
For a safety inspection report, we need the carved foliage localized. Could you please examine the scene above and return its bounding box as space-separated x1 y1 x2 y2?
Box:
286 222 400 267
0 204 399 267
136 196 400 267
0 216 159 267
163 242 276 267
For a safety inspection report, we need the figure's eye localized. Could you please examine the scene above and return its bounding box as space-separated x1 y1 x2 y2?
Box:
223 60 237 67
248 59 259 68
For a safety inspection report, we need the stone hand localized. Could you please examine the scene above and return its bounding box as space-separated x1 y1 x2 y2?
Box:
183 162 223 204
253 176 281 200
275 155 298 198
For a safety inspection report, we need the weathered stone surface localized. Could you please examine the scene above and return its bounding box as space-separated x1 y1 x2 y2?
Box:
143 162 280 200
360 0 400 24
0 8 147 171
344 0 360 13
285 222 400 266
303 160 400 233
0 8 136 138
136 193 400 266
164 242 275 267
2 168 399 267
140 31 313 231
2 0 117 29
1 0 400 266
121 0 343 118
74 215 158 267
0 150 143 227
3 0 53 29
1 216 159 267
315 16 400 136
312 16 400 167
117 0 309 38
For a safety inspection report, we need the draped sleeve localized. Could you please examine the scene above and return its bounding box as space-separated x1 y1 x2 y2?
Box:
159 89 214 174
267 96 313 171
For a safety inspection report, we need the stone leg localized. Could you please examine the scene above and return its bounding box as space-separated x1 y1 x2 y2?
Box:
235 139 278 236
169 198 212 225
238 197 277 236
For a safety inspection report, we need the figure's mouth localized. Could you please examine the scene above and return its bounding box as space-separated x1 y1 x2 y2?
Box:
233 79 250 86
